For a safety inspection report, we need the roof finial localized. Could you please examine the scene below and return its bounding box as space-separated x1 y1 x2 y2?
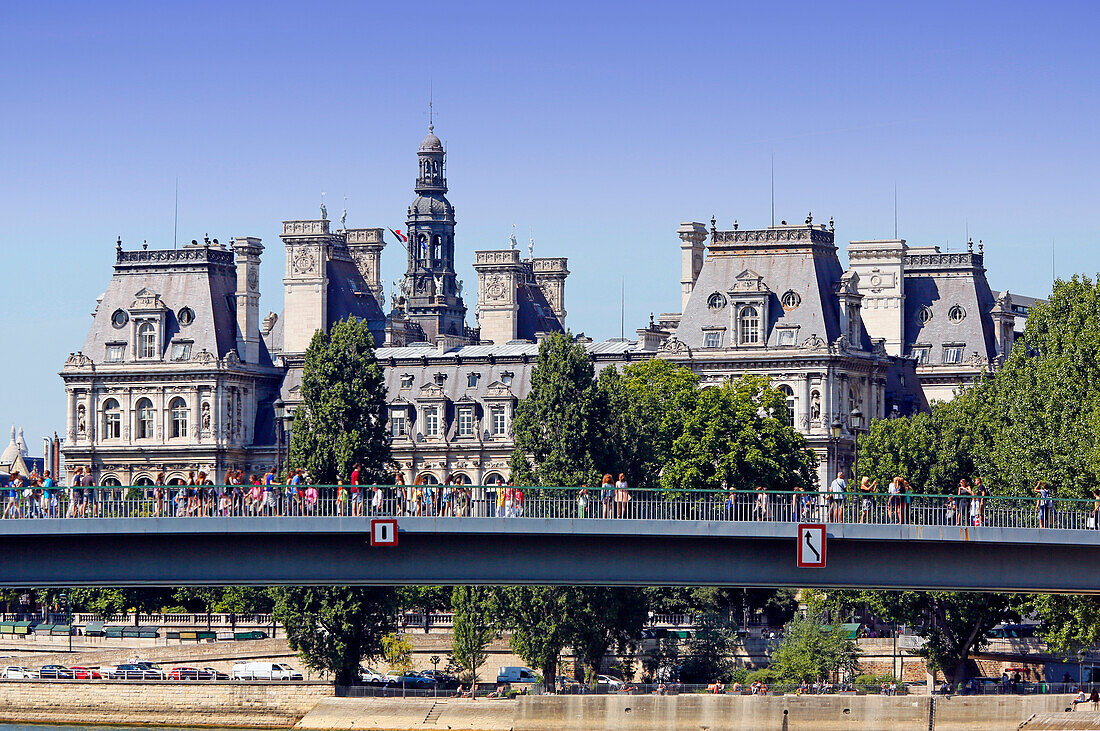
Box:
806 211 813 225
428 81 434 133
978 239 983 255
967 237 973 253
116 235 122 254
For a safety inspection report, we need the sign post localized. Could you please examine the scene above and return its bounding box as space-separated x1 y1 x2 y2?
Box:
797 523 826 568
370 519 398 547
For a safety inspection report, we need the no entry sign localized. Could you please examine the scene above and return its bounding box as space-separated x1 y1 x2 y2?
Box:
371 519 398 546
797 524 826 568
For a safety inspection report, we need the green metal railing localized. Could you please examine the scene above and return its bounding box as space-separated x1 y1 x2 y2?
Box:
3 485 1098 530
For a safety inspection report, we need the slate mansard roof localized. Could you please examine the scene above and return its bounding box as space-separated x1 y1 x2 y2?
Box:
903 248 998 361
80 243 274 367
676 224 860 350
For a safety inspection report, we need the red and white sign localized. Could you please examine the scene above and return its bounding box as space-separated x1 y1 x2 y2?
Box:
797 524 826 568
370 519 398 547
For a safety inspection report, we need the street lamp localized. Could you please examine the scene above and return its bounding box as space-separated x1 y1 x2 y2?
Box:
850 408 863 478
830 417 842 439
273 398 285 478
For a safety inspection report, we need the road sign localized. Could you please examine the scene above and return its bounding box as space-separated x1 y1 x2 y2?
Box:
797 524 826 568
370 519 398 547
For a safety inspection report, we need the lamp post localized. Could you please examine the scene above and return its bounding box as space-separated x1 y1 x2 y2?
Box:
273 399 285 478
849 407 863 477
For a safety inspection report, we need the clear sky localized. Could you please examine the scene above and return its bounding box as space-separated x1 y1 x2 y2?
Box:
2 0 1099 448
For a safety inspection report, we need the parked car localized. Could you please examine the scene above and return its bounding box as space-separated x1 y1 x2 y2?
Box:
384 672 436 688
1 666 39 679
359 666 386 683
596 675 624 689
418 670 459 688
168 667 218 680
202 667 229 680
231 662 303 681
110 664 165 680
38 665 74 680
70 666 104 680
496 666 539 684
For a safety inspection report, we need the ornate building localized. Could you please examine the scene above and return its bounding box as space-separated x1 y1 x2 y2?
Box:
60 238 284 485
60 127 1035 487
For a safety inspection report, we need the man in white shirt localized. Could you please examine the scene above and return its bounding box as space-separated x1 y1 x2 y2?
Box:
828 471 847 523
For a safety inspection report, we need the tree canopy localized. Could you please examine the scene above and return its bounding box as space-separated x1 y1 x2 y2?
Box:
289 316 390 484
769 610 860 683
272 586 398 685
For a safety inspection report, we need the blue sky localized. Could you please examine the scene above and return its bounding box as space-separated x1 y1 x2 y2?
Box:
2 0 1099 447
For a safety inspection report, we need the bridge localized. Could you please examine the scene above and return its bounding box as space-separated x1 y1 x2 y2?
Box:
0 487 1098 590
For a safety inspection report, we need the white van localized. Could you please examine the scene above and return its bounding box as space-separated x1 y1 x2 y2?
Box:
231 662 303 681
496 666 538 684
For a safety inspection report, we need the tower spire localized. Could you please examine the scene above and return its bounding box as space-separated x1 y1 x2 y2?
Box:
429 82 434 132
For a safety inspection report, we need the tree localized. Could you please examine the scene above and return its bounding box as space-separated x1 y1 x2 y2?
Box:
489 586 572 687
1026 594 1100 659
382 632 414 675
828 590 1018 685
678 612 736 683
566 587 649 683
511 332 604 487
769 611 860 683
271 586 398 685
600 360 700 487
664 375 818 492
289 317 391 484
397 586 452 632
450 586 494 684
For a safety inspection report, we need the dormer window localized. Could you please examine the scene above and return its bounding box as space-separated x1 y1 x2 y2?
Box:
170 342 192 361
739 306 760 345
501 371 514 386
177 307 195 327
467 372 481 388
433 372 447 386
703 330 723 348
911 345 931 364
943 345 964 364
400 374 414 389
777 329 797 347
105 344 125 363
137 322 157 358
707 292 727 311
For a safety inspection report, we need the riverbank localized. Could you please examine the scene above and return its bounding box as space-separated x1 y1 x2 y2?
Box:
0 682 1092 730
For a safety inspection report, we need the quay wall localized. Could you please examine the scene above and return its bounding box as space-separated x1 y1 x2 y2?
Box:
0 679 332 727
0 681 1086 731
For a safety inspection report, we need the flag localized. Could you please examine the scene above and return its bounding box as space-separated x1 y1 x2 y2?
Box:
389 228 408 242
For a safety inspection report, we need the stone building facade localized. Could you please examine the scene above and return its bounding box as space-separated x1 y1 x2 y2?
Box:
60 127 1036 487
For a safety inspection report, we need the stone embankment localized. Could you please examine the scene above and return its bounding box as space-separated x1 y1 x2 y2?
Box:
0 681 1093 730
0 679 332 727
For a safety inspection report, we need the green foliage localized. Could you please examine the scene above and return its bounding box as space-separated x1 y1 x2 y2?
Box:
214 586 274 614
68 588 173 615
272 586 398 685
678 613 736 683
488 586 574 686
382 632 414 675
745 667 779 684
663 375 817 492
397 586 452 616
599 360 700 487
828 590 1018 684
769 611 860 683
289 317 391 484
1025 594 1100 659
510 332 604 487
566 587 649 682
641 635 680 683
450 586 494 684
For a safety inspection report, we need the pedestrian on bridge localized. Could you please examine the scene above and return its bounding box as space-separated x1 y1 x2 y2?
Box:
956 479 974 527
828 472 847 523
1035 481 1054 528
858 476 878 523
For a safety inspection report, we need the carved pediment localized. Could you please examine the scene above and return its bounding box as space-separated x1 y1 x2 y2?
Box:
658 336 691 356
191 348 217 365
222 349 241 366
130 288 167 310
484 381 514 398
800 334 827 350
65 352 94 369
730 269 770 293
418 383 447 399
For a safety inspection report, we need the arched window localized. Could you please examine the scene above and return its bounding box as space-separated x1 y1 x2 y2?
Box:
138 322 156 358
450 473 471 485
778 385 796 428
417 234 428 261
418 473 439 485
102 398 121 440
169 397 188 438
135 398 154 439
101 477 122 487
134 476 154 486
432 236 442 263
740 306 760 344
482 472 505 486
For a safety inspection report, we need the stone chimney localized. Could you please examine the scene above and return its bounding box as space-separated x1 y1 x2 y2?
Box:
473 249 523 345
678 222 707 311
232 237 264 363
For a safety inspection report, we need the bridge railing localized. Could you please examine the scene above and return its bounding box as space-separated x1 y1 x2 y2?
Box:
4 486 1099 530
